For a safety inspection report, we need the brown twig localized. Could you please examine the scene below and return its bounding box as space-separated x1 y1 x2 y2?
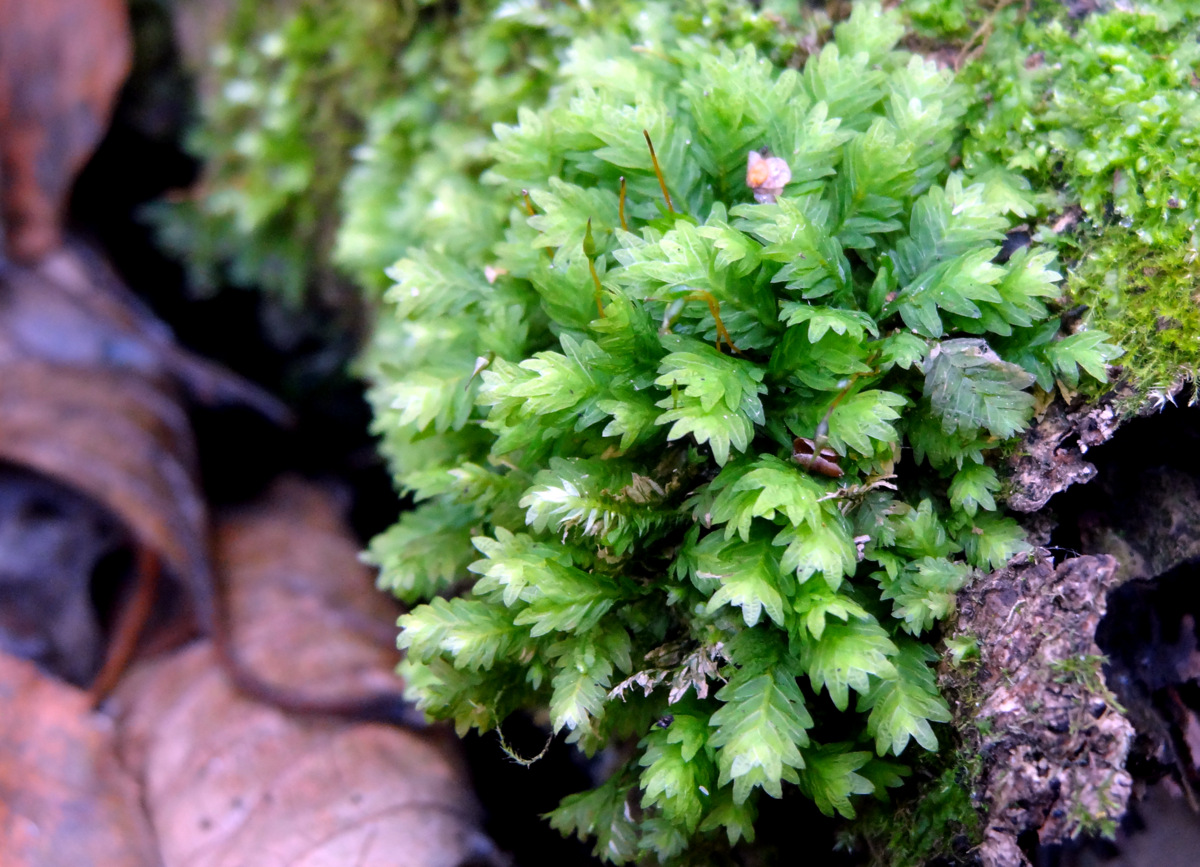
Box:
89 546 160 707
618 176 629 232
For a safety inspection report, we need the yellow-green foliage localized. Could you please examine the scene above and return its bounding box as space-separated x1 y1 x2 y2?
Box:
363 4 1117 862
942 0 1200 404
157 0 821 302
164 0 1200 862
156 0 420 302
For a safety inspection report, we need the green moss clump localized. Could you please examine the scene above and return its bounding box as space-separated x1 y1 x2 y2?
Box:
849 754 982 866
157 0 822 303
166 0 1200 860
169 0 1200 404
941 0 1200 403
362 3 1116 861
1069 240 1200 406
156 0 420 303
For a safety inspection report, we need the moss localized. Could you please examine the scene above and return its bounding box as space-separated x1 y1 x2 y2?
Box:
361 2 1126 859
156 0 423 305
162 0 1200 861
848 647 989 866
936 0 1200 407
1050 653 1124 715
159 0 827 304
851 744 984 867
178 0 1200 404
1067 234 1200 409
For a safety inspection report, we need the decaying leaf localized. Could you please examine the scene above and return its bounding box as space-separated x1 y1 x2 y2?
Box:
213 478 414 703
0 243 362 716
0 653 159 867
0 244 292 423
792 436 844 478
0 243 293 616
0 0 131 261
0 358 206 607
114 480 503 867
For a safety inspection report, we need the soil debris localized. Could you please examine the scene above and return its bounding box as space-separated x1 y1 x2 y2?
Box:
943 552 1133 867
1005 398 1122 513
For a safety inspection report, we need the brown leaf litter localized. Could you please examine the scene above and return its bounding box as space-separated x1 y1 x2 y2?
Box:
0 654 160 867
111 480 504 867
0 0 131 261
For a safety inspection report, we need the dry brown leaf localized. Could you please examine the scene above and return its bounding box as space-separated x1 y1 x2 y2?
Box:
0 243 296 699
114 480 503 867
213 478 404 697
0 653 160 867
0 341 209 698
0 0 132 261
0 358 207 598
0 244 293 422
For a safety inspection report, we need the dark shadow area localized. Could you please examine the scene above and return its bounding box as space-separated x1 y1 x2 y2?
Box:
67 0 397 542
462 719 603 867
1042 391 1200 865
1048 390 1200 559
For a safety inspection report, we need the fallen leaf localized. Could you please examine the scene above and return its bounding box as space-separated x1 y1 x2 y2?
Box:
114 480 505 867
0 241 296 700
0 0 132 261
792 436 844 478
0 653 159 867
0 358 208 598
215 478 412 702
0 244 293 423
